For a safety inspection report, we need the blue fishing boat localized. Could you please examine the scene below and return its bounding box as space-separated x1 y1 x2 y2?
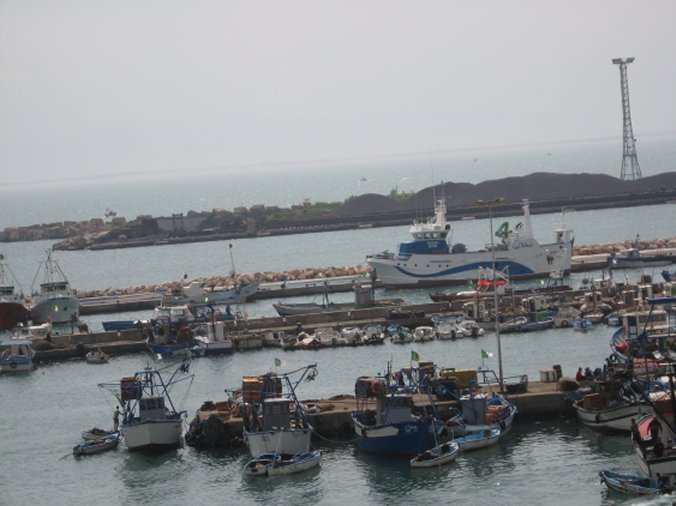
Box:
599 470 669 495
351 365 438 455
453 426 501 451
73 432 120 456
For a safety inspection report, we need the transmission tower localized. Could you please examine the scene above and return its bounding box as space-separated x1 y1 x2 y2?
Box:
612 57 642 180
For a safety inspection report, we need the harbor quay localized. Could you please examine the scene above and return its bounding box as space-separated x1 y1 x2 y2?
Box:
183 377 573 449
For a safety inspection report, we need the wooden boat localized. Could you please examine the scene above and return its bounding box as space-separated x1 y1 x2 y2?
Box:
73 433 120 456
453 427 501 451
410 442 459 468
81 427 117 441
244 450 321 476
599 470 668 495
85 349 109 364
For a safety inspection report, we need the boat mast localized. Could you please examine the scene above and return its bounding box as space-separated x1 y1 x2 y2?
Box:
228 243 236 278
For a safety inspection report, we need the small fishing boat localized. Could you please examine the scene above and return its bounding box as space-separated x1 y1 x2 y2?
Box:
73 432 120 456
599 470 669 495
413 326 436 342
573 318 593 332
452 426 501 451
98 358 194 450
244 450 321 476
85 349 109 364
242 364 317 457
0 339 34 373
81 427 117 441
388 325 413 344
607 245 673 269
410 441 459 468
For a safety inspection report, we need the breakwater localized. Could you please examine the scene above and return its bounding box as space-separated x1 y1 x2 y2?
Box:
73 241 676 301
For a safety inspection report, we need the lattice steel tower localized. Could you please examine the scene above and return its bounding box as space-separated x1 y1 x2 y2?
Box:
612 57 642 180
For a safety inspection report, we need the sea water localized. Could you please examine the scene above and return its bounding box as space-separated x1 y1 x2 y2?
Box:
1 139 676 505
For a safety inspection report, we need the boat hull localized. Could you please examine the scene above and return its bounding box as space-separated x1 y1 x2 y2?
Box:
453 428 501 451
121 419 184 450
410 442 459 468
31 295 79 324
368 242 572 287
73 434 120 455
244 427 313 458
599 470 664 495
352 416 435 455
0 301 30 330
575 403 650 432
0 358 33 373
245 450 321 476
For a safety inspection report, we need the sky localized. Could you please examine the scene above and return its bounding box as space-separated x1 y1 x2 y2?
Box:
1 0 675 185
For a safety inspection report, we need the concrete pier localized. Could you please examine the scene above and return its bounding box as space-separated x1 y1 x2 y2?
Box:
184 380 576 449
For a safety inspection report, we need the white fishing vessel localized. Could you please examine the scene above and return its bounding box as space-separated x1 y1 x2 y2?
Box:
29 250 79 324
99 358 194 450
242 364 317 457
367 199 574 287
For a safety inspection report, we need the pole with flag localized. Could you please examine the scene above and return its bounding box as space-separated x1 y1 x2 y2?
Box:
410 350 420 366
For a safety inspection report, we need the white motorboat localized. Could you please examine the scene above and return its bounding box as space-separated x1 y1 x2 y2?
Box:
412 326 436 342
85 349 109 364
192 321 234 355
367 199 574 287
29 250 79 325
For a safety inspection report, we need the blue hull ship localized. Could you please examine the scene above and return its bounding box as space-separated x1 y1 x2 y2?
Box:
352 373 436 455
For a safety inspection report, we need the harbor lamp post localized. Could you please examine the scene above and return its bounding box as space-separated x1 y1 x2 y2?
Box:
476 198 507 393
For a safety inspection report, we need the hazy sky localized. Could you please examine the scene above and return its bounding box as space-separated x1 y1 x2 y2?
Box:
1 0 675 185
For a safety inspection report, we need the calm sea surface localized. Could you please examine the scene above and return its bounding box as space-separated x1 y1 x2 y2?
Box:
1 139 676 505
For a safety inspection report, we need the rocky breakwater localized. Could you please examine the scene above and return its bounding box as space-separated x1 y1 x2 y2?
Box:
75 237 676 299
76 265 367 299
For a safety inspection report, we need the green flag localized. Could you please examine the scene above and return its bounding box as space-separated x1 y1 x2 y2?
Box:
411 350 420 362
481 349 493 359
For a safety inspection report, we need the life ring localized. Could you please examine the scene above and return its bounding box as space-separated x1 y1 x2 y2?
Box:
370 380 380 395
10 361 17 369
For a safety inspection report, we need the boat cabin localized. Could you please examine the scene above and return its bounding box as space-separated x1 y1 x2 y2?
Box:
622 308 669 340
261 398 294 430
138 396 168 421
40 281 69 293
377 394 416 424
